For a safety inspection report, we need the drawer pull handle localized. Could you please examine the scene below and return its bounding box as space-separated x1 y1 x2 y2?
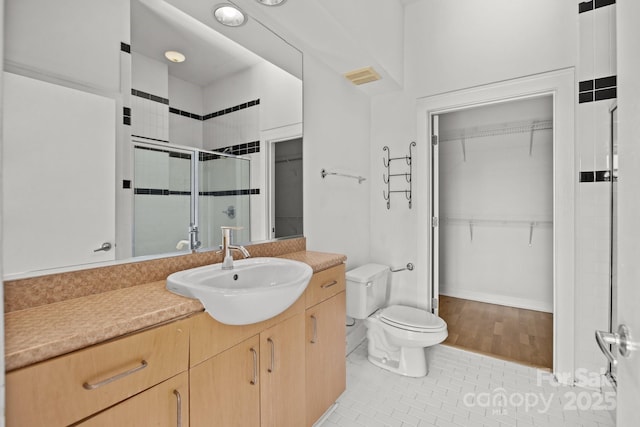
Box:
310 315 318 344
82 360 148 390
267 337 275 373
321 280 338 289
173 390 182 427
250 348 258 385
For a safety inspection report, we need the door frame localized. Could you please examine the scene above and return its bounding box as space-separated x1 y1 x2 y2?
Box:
262 123 303 239
416 68 576 382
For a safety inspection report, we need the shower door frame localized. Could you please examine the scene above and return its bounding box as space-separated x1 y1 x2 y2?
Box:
416 68 576 381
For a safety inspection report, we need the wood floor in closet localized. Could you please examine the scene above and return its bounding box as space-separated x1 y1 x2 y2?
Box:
439 295 553 369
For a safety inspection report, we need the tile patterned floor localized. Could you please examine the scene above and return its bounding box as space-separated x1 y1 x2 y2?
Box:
321 343 616 427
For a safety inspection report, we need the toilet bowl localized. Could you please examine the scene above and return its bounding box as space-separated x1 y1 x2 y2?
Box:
346 264 448 377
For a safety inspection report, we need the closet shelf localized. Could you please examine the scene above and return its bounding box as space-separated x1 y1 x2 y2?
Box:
439 119 553 143
440 217 552 227
440 217 552 246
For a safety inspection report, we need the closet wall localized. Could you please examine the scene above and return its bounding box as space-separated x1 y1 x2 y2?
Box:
438 96 553 312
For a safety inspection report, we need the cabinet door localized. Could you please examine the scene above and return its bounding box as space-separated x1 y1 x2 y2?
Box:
78 372 188 426
190 335 260 427
260 313 305 427
305 291 346 427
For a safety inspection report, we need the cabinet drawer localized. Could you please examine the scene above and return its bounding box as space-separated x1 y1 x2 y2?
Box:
6 319 189 427
78 371 189 426
305 264 345 308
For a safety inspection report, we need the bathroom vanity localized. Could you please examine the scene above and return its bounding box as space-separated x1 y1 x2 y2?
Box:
4 245 346 427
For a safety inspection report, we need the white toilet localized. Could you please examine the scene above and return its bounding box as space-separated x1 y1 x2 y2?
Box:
346 264 448 377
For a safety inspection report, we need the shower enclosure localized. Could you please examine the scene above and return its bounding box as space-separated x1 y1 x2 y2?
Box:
133 141 250 257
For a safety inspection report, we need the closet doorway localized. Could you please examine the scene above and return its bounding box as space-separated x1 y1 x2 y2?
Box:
432 96 554 368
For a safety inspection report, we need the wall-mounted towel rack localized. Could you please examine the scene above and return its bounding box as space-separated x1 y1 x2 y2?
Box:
321 168 366 184
383 141 416 209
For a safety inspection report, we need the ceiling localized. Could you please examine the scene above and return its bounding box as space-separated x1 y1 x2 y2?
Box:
131 0 264 87
133 0 409 95
226 0 407 95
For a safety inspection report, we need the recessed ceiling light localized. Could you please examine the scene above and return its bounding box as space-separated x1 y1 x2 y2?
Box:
213 4 247 27
256 0 287 6
164 51 186 63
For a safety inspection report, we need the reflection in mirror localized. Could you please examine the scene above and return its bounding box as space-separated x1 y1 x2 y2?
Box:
133 144 193 257
2 0 302 278
132 142 251 257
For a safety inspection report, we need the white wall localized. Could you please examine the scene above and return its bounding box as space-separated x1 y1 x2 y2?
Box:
303 54 371 268
369 91 421 306
370 0 576 309
4 0 128 94
317 0 404 85
405 0 577 97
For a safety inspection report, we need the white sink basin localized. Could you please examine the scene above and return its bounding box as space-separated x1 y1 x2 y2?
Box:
166 257 313 325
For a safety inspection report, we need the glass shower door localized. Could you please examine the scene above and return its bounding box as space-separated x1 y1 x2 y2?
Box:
198 152 251 248
133 144 193 257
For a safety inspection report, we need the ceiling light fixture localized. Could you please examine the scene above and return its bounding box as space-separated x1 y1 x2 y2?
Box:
164 50 186 63
213 4 247 27
255 0 287 6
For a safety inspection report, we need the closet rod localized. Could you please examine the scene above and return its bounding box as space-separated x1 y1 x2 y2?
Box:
440 119 553 143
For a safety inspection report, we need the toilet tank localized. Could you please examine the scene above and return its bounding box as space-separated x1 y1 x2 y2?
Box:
346 264 390 319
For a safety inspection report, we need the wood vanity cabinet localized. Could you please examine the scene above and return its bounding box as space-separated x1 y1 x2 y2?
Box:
189 263 346 427
5 262 346 427
190 313 305 427
5 319 190 426
304 264 347 427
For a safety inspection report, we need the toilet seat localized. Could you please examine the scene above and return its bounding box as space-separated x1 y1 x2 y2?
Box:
379 305 446 332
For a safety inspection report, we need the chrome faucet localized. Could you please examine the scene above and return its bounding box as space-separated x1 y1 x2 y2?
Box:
219 226 250 269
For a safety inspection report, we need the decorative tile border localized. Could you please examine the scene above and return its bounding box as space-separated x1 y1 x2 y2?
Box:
578 75 617 103
211 141 260 157
131 88 169 105
199 189 260 196
169 98 260 121
579 0 615 13
579 170 616 182
123 106 131 126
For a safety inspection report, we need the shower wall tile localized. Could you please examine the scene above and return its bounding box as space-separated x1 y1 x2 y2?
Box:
594 100 616 171
575 0 616 374
578 10 595 82
577 102 596 172
593 4 617 79
131 95 169 142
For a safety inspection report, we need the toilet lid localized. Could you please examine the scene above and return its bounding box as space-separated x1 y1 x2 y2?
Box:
380 305 446 331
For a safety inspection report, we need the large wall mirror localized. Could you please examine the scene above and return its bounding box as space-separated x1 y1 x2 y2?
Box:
2 0 303 278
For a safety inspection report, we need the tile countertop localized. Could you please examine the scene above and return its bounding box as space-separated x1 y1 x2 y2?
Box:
4 251 346 372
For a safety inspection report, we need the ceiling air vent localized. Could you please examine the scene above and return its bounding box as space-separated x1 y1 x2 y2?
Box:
344 66 381 85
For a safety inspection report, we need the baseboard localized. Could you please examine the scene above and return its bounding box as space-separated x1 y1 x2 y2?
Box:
440 288 553 313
